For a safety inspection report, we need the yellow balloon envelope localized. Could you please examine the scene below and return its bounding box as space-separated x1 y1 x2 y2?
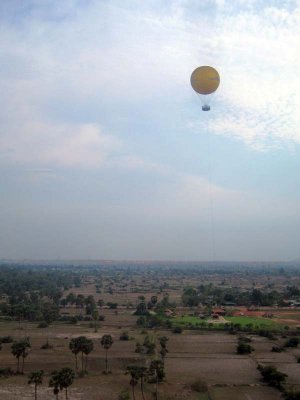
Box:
191 66 220 95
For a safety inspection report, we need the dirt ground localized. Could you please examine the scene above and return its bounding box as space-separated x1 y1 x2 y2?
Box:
1 323 296 399
0 269 300 399
210 386 283 400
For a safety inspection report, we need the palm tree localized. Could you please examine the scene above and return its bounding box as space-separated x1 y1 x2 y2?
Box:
127 365 147 400
28 370 44 400
49 368 75 400
92 309 99 332
11 339 31 374
69 338 80 371
53 387 59 399
76 336 86 373
138 366 147 400
127 367 139 400
100 334 113 374
11 341 22 374
83 339 94 373
69 336 93 374
148 359 165 400
58 367 75 400
49 370 60 400
21 339 31 373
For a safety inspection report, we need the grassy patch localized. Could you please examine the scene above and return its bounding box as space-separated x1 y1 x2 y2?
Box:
172 315 280 330
225 316 277 328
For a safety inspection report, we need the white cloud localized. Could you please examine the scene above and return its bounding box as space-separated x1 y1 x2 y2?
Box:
114 155 171 174
208 5 300 149
0 119 174 174
126 170 300 241
1 0 300 168
0 122 121 167
2 1 300 260
128 171 244 222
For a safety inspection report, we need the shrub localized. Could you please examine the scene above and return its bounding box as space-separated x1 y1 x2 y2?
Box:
119 332 129 341
285 337 299 348
40 342 53 349
146 342 156 355
164 319 173 328
172 326 183 334
0 368 14 377
237 343 253 354
0 336 14 343
258 330 275 340
134 302 149 316
136 315 163 328
284 391 300 400
257 364 287 388
107 302 118 309
59 315 74 322
190 378 208 393
143 335 156 355
272 345 284 353
38 321 48 328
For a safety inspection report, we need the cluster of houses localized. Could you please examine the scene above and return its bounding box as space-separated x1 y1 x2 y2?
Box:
283 299 300 307
163 305 278 320
163 307 227 319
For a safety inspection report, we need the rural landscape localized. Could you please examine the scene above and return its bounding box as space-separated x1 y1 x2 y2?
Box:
2 1 300 399
0 261 299 399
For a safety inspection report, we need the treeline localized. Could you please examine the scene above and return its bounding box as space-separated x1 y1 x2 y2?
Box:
0 267 82 323
0 266 81 297
2 261 300 283
181 285 300 307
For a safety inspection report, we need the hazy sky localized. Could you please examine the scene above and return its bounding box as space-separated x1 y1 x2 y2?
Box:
1 0 300 261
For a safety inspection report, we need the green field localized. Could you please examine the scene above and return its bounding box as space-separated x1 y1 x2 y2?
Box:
225 316 278 328
172 315 279 329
